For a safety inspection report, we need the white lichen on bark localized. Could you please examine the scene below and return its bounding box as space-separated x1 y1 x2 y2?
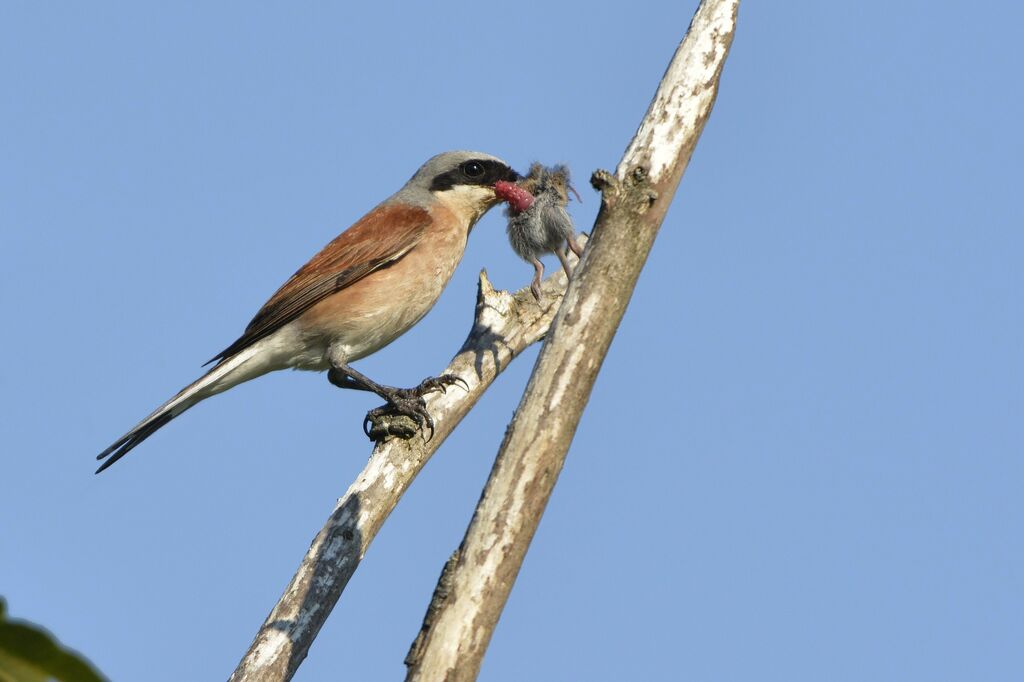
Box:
230 249 584 682
405 2 740 680
619 0 738 184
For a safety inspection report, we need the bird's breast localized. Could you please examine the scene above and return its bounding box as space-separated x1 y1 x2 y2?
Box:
292 207 469 365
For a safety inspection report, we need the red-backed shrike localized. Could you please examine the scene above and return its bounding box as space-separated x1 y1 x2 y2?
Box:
96 151 520 473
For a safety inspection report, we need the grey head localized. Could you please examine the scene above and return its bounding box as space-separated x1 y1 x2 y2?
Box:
390 150 519 207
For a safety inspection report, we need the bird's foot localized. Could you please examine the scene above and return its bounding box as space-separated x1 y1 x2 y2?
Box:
363 374 467 441
363 392 431 441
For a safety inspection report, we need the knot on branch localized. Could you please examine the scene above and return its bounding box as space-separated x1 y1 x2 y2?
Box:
457 270 517 360
366 413 419 440
590 166 658 216
623 165 659 215
590 168 618 194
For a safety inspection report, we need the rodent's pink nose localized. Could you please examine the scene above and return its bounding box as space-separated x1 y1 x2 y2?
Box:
494 180 535 213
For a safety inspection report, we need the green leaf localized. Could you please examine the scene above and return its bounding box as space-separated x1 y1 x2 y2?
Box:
0 598 106 682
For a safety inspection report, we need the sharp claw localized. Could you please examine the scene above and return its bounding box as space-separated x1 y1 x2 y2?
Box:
414 374 467 396
361 377 460 441
436 373 469 392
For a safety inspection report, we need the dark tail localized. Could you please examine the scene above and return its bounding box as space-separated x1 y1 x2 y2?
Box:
95 411 177 473
95 346 263 473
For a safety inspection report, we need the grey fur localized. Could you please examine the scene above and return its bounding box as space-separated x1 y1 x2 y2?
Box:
506 163 584 300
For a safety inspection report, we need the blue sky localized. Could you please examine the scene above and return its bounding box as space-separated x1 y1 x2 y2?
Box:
2 1 1022 680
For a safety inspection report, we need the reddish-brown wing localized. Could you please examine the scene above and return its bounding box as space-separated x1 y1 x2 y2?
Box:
207 204 431 365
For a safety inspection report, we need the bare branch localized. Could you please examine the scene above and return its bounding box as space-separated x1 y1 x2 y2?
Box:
229 255 585 682
403 2 741 680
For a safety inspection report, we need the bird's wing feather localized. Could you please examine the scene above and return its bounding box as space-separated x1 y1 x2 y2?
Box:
206 204 431 365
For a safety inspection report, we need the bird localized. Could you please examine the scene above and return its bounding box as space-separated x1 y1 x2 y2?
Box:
95 150 520 473
495 163 584 301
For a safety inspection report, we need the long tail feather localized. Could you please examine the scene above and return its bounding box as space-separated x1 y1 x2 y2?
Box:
95 346 265 473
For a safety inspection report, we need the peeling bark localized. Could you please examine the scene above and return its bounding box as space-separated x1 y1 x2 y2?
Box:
229 255 585 682
403 2 741 680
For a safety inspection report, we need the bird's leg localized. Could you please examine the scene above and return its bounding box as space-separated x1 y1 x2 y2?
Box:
530 257 545 302
327 371 374 392
327 359 466 441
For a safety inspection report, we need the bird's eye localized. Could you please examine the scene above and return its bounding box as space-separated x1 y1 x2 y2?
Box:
462 161 485 179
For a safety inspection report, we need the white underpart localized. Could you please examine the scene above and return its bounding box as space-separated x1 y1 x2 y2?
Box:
117 323 325 444
434 184 497 227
